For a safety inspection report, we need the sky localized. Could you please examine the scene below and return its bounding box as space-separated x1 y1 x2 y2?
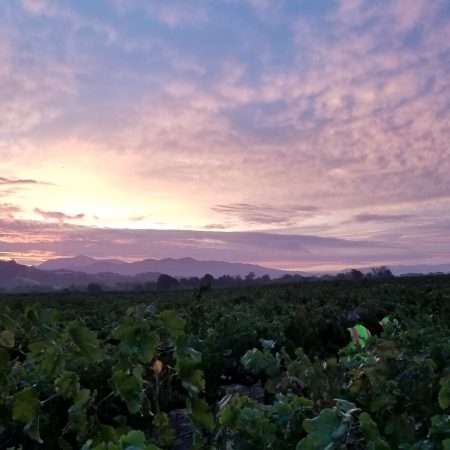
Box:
1 0 450 271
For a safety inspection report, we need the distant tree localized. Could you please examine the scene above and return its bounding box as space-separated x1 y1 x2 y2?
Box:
87 283 102 293
261 274 271 282
217 274 233 285
350 269 364 280
245 271 256 282
188 277 201 287
156 274 179 290
370 266 394 279
143 282 155 291
201 273 214 286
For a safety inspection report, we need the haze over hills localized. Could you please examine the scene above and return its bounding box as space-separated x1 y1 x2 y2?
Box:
37 255 450 279
387 264 450 276
0 259 155 291
38 255 124 271
337 264 450 277
37 255 292 278
0 257 291 292
0 256 449 292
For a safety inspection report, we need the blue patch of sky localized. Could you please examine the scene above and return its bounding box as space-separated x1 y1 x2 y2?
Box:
66 0 113 19
436 1 450 22
402 28 423 47
225 100 299 142
422 76 436 96
106 1 298 86
351 14 378 33
217 1 296 66
15 19 70 62
106 10 230 86
283 0 337 18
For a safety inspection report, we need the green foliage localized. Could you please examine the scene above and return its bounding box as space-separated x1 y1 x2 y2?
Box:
112 367 144 414
12 387 43 443
112 316 159 363
189 396 214 431
68 321 102 362
0 276 449 448
297 400 360 449
0 300 219 448
0 329 14 347
438 377 450 410
55 371 81 399
359 412 391 450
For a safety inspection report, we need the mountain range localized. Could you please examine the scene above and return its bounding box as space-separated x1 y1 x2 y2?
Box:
0 259 160 291
37 255 291 278
0 256 291 292
0 256 449 292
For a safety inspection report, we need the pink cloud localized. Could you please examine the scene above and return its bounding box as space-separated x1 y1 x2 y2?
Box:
34 208 85 223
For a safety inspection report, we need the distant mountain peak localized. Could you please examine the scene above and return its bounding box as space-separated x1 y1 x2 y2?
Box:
38 255 124 271
38 255 291 278
73 255 96 262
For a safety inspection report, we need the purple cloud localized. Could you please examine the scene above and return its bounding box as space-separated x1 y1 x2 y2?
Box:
34 208 85 222
353 213 413 223
0 217 443 271
212 203 319 226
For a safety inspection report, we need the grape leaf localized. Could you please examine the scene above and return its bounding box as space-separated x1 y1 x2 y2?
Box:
359 412 391 450
68 322 101 362
55 371 80 400
438 379 450 410
0 330 14 348
112 368 144 414
12 387 43 443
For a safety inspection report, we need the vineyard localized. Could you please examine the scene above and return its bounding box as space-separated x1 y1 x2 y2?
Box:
0 276 449 449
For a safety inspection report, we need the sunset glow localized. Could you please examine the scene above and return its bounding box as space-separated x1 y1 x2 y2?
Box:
1 0 450 270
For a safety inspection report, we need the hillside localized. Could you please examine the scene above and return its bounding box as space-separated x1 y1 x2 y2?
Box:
38 255 292 278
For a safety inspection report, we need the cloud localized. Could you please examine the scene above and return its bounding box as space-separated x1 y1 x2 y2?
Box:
129 216 146 222
34 208 85 223
203 223 234 230
353 213 413 223
1 0 450 269
20 0 115 40
5 0 448 211
212 203 319 226
0 176 50 186
0 218 384 268
1 212 450 271
0 203 21 219
0 10 79 135
92 0 450 217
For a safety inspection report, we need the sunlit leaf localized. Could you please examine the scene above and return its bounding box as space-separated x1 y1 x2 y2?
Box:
0 330 14 348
